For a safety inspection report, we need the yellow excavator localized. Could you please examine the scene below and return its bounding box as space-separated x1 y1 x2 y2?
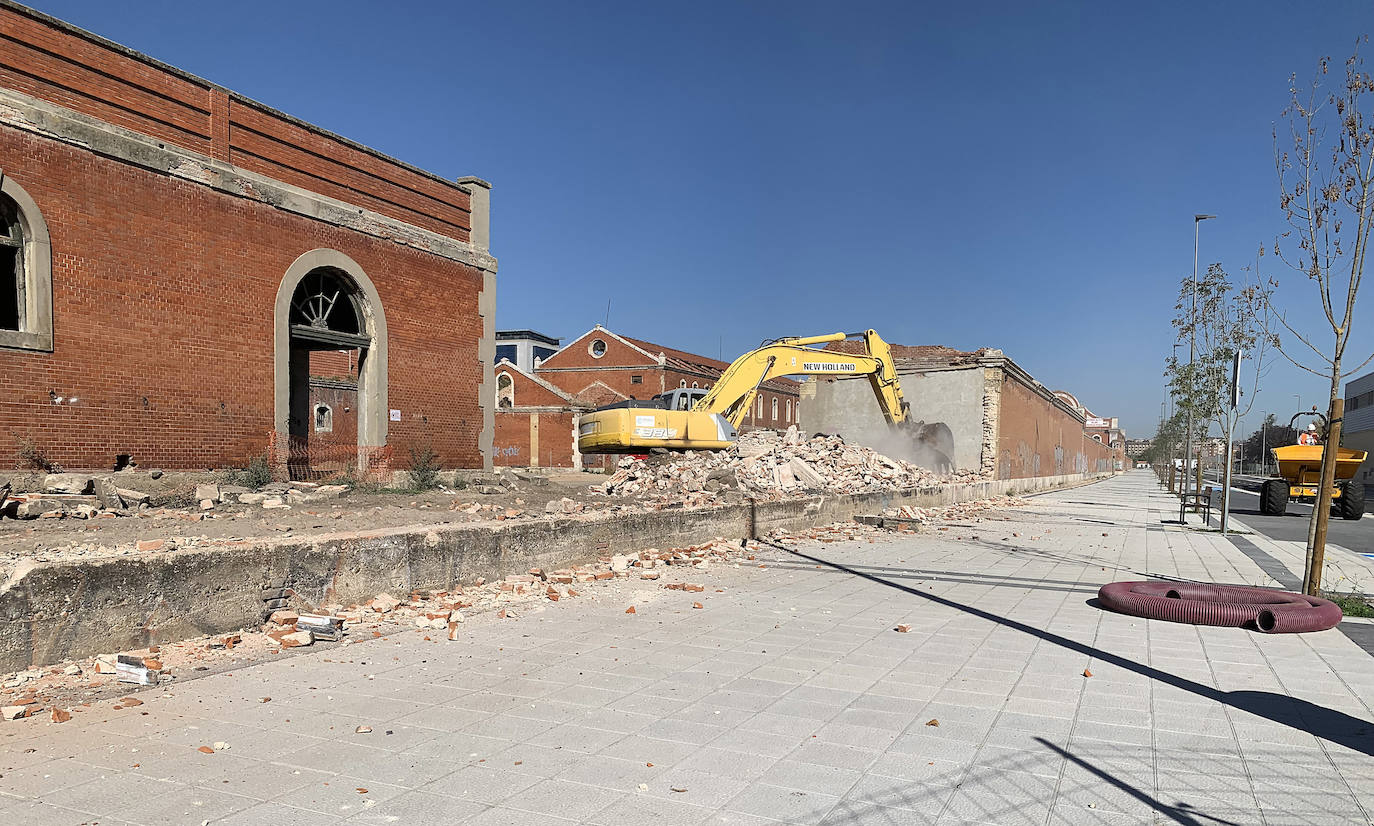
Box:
577 330 953 467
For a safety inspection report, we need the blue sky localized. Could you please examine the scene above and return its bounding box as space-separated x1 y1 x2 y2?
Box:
29 0 1374 437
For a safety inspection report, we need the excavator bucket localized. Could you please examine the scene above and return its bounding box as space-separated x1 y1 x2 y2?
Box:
891 419 956 473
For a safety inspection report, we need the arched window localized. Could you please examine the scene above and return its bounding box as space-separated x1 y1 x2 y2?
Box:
786 399 793 423
756 396 764 418
497 372 514 408
771 397 779 421
680 379 687 388
692 382 699 388
314 404 333 432
0 178 53 351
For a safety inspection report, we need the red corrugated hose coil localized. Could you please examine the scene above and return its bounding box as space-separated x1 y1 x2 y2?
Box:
1097 581 1342 633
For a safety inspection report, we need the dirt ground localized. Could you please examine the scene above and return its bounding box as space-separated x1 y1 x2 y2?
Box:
0 468 640 578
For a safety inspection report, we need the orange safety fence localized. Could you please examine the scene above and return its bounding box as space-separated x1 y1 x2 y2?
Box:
266 430 392 482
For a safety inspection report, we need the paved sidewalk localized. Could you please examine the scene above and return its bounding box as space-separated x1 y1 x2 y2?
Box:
1 472 1371 825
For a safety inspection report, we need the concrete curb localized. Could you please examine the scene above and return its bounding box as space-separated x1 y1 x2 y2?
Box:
0 471 1112 671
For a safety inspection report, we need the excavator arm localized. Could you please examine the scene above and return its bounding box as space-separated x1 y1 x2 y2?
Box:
696 330 909 429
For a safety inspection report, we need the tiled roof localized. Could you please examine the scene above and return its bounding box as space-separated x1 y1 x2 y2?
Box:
621 335 800 392
824 340 983 363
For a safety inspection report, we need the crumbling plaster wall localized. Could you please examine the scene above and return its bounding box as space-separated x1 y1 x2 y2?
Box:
802 367 984 472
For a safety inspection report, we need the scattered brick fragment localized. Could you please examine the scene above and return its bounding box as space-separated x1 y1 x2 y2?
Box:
625 606 636 614
895 624 911 633
197 745 215 754
925 719 939 727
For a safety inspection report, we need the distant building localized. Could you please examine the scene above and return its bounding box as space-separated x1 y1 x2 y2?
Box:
1344 371 1374 488
495 330 561 373
1125 439 1152 458
535 325 799 431
492 360 589 469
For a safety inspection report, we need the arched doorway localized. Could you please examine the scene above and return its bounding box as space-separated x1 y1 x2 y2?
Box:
274 250 387 479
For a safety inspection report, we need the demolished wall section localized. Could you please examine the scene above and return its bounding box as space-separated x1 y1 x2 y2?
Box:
0 471 1111 672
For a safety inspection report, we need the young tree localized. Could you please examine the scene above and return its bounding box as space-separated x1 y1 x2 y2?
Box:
1269 43 1374 593
1240 412 1296 470
1141 412 1186 466
1165 263 1271 532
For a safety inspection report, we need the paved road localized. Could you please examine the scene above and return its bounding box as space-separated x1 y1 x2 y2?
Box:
1 473 1370 825
1203 472 1374 557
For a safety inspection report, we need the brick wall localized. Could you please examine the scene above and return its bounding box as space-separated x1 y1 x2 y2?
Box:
0 2 471 240
997 376 1112 478
0 126 486 469
493 412 577 468
309 350 357 381
307 383 358 446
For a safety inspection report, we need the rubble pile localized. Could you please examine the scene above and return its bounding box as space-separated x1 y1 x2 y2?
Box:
0 473 356 521
595 426 982 502
876 496 1024 525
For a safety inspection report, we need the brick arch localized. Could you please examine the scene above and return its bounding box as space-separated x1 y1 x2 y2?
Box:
0 173 53 351
274 249 388 447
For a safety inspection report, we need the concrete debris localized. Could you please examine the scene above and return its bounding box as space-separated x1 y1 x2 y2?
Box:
2 704 34 720
595 427 982 503
296 614 343 641
278 630 313 648
115 487 151 506
115 654 158 686
43 473 94 495
92 476 123 509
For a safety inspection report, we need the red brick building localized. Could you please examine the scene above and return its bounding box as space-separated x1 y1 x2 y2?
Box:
493 361 588 469
0 2 497 475
535 326 801 432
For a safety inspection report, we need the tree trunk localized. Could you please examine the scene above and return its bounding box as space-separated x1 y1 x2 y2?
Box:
1304 375 1344 595
1221 414 1236 534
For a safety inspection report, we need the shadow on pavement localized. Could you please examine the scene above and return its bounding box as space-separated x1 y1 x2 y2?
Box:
1035 738 1241 826
764 540 1374 758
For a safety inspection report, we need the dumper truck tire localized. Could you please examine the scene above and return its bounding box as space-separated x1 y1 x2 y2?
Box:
1338 480 1365 520
1260 479 1288 516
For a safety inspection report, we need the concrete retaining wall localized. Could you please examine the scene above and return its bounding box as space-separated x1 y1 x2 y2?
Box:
0 472 1110 672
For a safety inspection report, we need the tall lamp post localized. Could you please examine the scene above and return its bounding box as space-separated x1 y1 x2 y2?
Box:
1182 214 1216 524
1260 412 1267 476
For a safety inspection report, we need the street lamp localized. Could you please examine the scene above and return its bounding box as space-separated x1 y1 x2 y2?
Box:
1182 214 1216 524
1261 412 1268 476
